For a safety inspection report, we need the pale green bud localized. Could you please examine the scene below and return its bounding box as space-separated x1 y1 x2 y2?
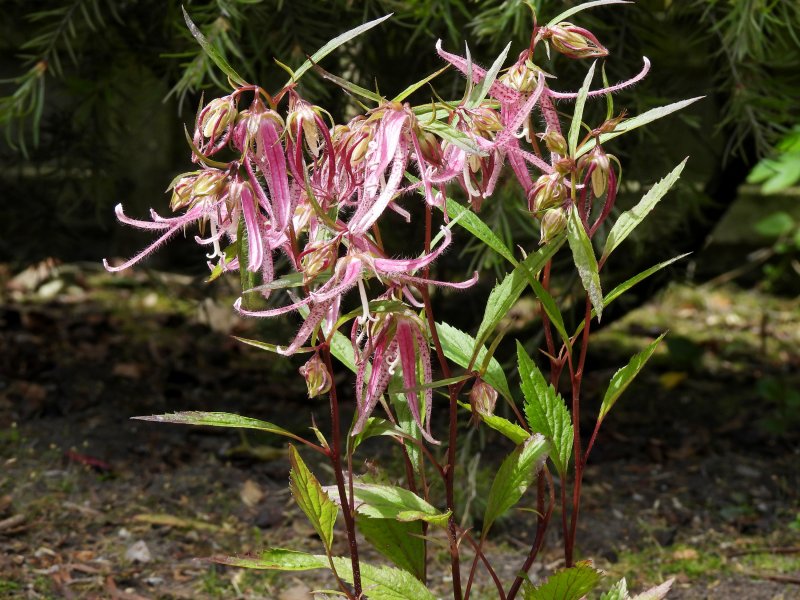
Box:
299 354 331 398
539 208 568 245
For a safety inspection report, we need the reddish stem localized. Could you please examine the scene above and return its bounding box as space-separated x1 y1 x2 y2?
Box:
321 345 361 598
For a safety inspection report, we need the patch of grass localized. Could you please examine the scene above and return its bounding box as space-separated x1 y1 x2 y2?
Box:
0 579 22 593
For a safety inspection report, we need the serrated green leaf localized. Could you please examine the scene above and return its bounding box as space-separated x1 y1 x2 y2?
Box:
567 207 603 320
483 434 548 535
289 445 338 551
569 62 596 157
572 253 691 338
436 322 512 402
458 401 529 444
599 334 666 421
525 563 602 600
291 14 393 84
357 516 425 581
421 119 487 156
517 343 573 476
475 235 565 351
182 7 247 86
577 98 704 158
602 159 687 262
468 42 511 108
331 557 436 600
600 578 629 600
546 0 631 27
345 483 450 526
443 197 517 266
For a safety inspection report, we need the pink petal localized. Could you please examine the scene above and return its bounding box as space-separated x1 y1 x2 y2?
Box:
547 57 651 100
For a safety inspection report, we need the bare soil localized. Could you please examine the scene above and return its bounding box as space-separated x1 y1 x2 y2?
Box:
1 263 799 599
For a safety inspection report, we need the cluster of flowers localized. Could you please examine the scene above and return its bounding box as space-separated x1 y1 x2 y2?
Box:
105 20 648 438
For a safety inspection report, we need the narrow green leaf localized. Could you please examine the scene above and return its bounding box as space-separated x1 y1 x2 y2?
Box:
443 197 517 265
517 342 573 476
357 516 425 581
468 42 511 108
238 215 263 311
182 7 246 86
572 253 691 338
421 119 487 156
577 98 704 158
526 563 602 600
475 235 565 351
483 434 548 535
393 66 449 103
569 62 596 157
311 63 383 103
291 14 393 83
234 336 314 355
390 389 422 472
289 445 338 551
567 207 603 320
602 159 688 262
436 322 512 402
132 411 301 440
213 548 326 570
458 401 528 444
344 483 450 526
599 333 666 421
546 0 631 26
519 264 571 352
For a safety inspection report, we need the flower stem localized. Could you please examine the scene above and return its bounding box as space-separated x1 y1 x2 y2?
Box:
322 345 361 598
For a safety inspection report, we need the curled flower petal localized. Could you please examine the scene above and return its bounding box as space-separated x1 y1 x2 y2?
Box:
547 57 651 100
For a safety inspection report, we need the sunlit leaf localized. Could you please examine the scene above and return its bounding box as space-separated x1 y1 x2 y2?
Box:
443 197 517 266
421 119 487 156
468 42 511 108
599 333 666 421
475 234 565 351
291 14 393 83
288 445 338 551
631 578 674 600
517 342 572 476
393 66 449 103
132 411 302 441
577 98 704 157
338 483 450 526
569 62 596 157
458 401 529 444
483 434 548 535
436 322 512 402
525 563 602 600
182 7 246 86
546 0 632 27
600 577 629 600
357 516 425 581
602 159 687 262
567 207 603 320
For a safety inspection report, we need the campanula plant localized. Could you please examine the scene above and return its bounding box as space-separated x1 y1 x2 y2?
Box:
106 1 701 597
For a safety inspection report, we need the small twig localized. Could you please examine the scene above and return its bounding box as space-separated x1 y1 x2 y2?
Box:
728 547 800 558
742 571 800 585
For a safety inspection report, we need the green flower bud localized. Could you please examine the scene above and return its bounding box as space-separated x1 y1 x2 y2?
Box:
201 97 236 138
299 353 331 398
530 173 567 212
539 208 568 245
541 131 568 156
469 379 498 425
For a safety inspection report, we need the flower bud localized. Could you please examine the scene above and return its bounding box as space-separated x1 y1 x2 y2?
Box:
579 147 612 197
299 353 331 398
539 208 568 245
415 128 443 165
541 130 568 156
529 173 567 212
544 22 609 60
502 60 539 93
201 97 237 138
469 379 498 425
287 100 323 157
300 243 336 284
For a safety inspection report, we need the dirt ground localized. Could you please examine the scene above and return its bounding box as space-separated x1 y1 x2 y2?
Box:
1 261 799 599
